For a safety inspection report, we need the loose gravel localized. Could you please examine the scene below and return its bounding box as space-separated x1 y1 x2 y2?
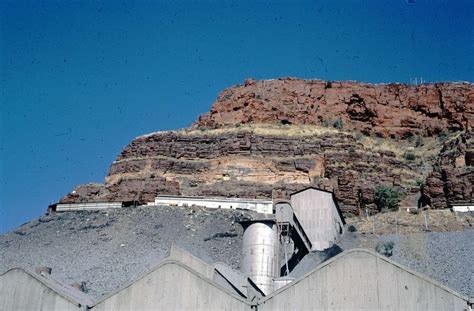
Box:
379 230 474 298
0 205 248 300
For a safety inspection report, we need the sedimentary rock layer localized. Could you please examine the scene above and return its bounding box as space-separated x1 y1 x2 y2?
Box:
60 78 473 213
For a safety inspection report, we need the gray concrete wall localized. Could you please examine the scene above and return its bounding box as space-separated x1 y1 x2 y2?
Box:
169 245 215 279
0 269 82 311
259 249 469 311
92 261 250 311
291 188 344 251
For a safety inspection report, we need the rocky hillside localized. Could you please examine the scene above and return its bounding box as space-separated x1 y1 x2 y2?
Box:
60 78 473 214
0 205 248 299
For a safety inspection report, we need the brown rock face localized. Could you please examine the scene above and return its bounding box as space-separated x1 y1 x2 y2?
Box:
60 128 436 214
60 78 474 213
196 78 473 139
424 132 473 208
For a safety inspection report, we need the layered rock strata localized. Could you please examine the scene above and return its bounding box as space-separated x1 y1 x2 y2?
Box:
60 78 474 214
424 132 473 208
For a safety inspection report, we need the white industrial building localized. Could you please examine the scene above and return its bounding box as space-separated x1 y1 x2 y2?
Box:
2 247 471 310
451 203 474 213
53 201 125 212
259 248 471 310
6 187 469 310
155 195 273 214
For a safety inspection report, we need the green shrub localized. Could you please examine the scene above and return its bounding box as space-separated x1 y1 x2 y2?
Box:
333 118 343 130
375 241 394 257
374 185 406 211
347 225 357 232
404 152 416 161
322 120 329 128
234 123 241 128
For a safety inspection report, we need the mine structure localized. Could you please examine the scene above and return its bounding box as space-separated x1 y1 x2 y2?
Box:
2 186 473 310
46 186 346 296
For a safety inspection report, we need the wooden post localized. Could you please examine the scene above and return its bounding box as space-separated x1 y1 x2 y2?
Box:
424 209 429 230
372 214 376 235
395 213 399 234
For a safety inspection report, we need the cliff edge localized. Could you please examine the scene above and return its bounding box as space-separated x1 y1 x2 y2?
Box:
60 78 473 214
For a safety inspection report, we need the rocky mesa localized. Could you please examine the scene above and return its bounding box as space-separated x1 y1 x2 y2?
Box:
60 78 473 214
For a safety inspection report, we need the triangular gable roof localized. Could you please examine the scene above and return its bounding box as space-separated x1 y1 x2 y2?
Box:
0 268 94 307
290 186 346 225
290 186 334 196
89 255 251 308
262 248 470 302
168 245 215 279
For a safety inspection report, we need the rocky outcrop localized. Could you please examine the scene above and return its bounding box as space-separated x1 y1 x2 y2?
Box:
424 132 473 208
196 78 473 139
62 128 431 214
60 78 474 214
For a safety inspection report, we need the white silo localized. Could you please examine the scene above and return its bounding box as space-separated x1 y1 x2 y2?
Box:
240 221 280 295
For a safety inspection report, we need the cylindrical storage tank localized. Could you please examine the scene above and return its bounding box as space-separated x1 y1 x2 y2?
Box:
241 221 280 295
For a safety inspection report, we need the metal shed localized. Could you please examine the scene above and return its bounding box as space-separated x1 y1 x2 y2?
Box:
258 249 471 310
290 187 345 251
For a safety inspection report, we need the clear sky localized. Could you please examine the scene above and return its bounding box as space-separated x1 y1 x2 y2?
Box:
1 0 473 233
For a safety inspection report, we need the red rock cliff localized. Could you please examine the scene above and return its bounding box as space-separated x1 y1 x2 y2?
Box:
196 78 473 138
60 78 473 214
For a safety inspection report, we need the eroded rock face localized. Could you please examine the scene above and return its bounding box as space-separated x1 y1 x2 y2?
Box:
424 132 473 208
60 78 474 213
196 78 473 139
61 129 429 214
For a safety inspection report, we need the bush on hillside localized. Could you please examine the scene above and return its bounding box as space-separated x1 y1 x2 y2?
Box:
374 185 406 211
333 118 343 130
375 241 394 257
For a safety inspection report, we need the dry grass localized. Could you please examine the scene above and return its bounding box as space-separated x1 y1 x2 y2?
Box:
175 123 345 137
346 209 472 235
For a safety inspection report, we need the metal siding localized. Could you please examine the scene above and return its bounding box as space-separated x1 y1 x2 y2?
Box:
291 189 344 251
241 222 279 295
155 196 273 214
56 202 122 212
93 262 249 311
259 250 469 310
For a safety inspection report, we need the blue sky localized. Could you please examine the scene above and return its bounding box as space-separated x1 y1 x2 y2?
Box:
1 0 473 233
